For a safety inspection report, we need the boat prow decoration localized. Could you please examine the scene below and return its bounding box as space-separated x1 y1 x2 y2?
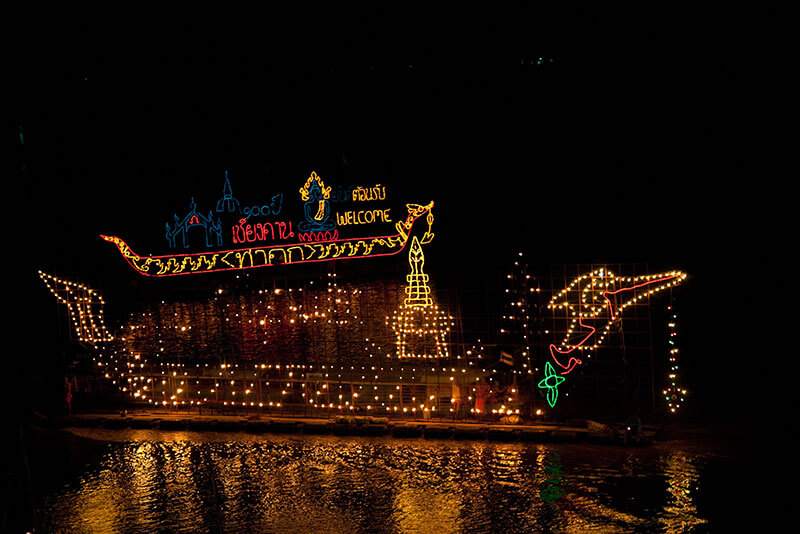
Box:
102 202 434 277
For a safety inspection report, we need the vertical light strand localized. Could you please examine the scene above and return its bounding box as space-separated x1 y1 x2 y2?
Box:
663 297 687 413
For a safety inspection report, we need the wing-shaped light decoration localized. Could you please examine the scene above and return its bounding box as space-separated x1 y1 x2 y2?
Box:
39 271 113 343
540 268 686 406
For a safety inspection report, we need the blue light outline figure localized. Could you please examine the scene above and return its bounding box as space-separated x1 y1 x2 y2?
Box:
269 192 283 215
165 197 223 249
330 185 356 203
216 170 241 214
298 177 336 232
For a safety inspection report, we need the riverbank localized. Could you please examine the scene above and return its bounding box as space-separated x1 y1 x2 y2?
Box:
41 410 669 445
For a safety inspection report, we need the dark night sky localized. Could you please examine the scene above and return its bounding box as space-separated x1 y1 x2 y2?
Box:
10 11 749 419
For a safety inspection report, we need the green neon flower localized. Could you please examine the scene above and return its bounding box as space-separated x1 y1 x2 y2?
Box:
538 361 566 408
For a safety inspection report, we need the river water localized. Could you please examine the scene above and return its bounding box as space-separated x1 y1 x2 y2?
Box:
27 427 742 533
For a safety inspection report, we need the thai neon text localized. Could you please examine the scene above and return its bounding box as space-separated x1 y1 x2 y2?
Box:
232 219 294 244
242 193 283 219
352 185 386 202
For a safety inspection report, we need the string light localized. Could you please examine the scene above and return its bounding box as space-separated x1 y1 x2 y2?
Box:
39 271 113 343
389 236 453 359
663 300 686 413
547 269 686 375
540 268 687 407
492 253 536 414
82 173 556 417
87 173 689 417
97 245 474 415
499 256 534 365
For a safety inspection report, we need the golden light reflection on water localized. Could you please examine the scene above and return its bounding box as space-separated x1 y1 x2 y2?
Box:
72 470 124 534
660 451 706 533
394 485 462 534
36 429 725 533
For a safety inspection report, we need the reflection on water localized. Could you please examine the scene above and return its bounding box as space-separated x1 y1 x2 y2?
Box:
32 428 736 533
662 452 704 534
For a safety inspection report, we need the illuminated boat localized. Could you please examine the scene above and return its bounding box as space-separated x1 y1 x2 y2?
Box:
102 202 435 277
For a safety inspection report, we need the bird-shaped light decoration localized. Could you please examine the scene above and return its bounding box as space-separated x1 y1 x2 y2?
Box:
540 268 686 406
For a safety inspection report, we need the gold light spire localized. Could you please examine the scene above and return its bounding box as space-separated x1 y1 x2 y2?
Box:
404 236 433 307
390 236 453 359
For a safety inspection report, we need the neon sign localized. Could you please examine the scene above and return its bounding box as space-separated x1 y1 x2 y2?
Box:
330 184 356 203
537 362 565 408
216 170 241 213
103 202 434 277
298 230 339 243
539 269 686 406
105 171 429 276
166 171 284 249
232 219 294 244
242 193 283 219
165 198 223 249
298 171 336 232
336 183 393 226
352 184 386 202
335 209 392 226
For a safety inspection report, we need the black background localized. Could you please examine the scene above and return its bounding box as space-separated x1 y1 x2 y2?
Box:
10 9 750 421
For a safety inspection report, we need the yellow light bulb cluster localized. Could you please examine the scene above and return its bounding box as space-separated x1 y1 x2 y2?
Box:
39 270 113 343
96 264 483 413
390 236 452 359
390 305 454 359
86 199 494 417
104 356 487 413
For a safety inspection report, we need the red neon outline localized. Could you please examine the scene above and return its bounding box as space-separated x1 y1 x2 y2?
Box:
548 319 587 375
102 204 433 277
602 275 681 319
550 273 683 376
102 235 415 277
